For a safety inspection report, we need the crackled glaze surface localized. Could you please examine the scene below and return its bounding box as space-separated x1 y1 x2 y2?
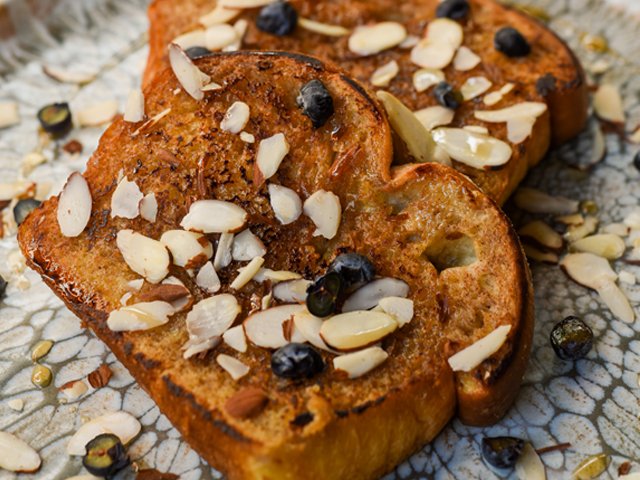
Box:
0 0 639 479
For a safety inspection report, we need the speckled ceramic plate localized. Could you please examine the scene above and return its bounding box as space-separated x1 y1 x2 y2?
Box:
1 0 639 479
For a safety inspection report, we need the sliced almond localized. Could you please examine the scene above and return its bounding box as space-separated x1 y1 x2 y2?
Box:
224 387 268 419
74 100 118 127
60 380 88 400
568 121 606 171
273 279 311 303
111 177 143 219
202 82 223 92
593 83 625 124
560 253 634 323
378 296 414 326
463 125 489 135
507 116 537 144
412 68 445 93
160 230 213 268
448 325 511 372
268 183 302 225
255 268 302 283
232 229 267 261
292 310 337 352
256 133 289 181
199 5 241 27
303 190 342 239
221 101 250 134
117 230 170 283
475 102 547 123
460 76 492 101
0 102 20 129
414 106 455 131
230 256 265 290
453 46 481 71
219 0 274 7
348 22 407 56
185 294 240 351
556 213 585 226
570 234 625 260
196 262 221 293
518 220 563 252
523 245 559 264
132 107 171 137
240 131 255 143
214 232 235 270
107 301 175 331
333 346 388 379
67 411 141 455
43 65 96 85
298 17 349 37
483 83 515 106
216 354 250 380
57 172 92 238
139 193 158 223
565 215 599 242
0 431 41 473
173 29 207 50
320 311 398 350
371 60 400 87
205 24 240 51
223 325 247 353
431 128 512 169
399 35 420 49
410 19 463 69
377 90 436 163
343 278 410 312
168 43 210 101
225 19 248 52
514 187 579 215
515 443 546 480
602 223 629 237
183 337 221 359
244 304 306 348
7 399 24 411
181 199 247 233
123 89 145 123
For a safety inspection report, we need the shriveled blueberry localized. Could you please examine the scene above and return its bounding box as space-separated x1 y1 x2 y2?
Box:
306 272 342 317
494 27 531 57
256 1 298 36
481 436 525 469
185 46 211 59
37 102 73 138
13 198 41 226
297 79 334 128
633 151 640 171
0 275 7 299
82 433 130 478
550 315 593 360
328 253 376 291
436 0 470 20
433 82 462 110
271 343 324 379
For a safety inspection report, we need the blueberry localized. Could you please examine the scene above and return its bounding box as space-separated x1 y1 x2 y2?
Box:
436 0 470 20
37 102 72 138
481 436 525 469
494 27 531 57
83 433 130 478
433 82 462 110
271 343 324 379
256 1 298 36
328 253 376 291
0 275 6 300
185 46 211 59
633 151 640 171
297 79 334 128
13 198 41 226
550 316 593 360
306 272 343 317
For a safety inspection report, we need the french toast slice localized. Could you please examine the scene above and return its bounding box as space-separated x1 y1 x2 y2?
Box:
19 52 532 479
144 0 588 205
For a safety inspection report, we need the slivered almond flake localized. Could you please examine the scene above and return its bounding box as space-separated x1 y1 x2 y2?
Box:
475 102 547 123
214 232 234 270
461 76 492 101
561 253 634 323
67 411 141 455
196 262 221 293
225 19 249 52
57 172 92 238
515 443 546 480
132 107 171 137
223 325 247 352
224 387 268 419
348 22 407 56
0 102 20 129
371 60 400 87
303 190 342 239
483 83 515 106
205 24 239 51
431 128 512 169
221 101 250 134
232 229 266 261
173 29 206 50
160 230 213 268
216 354 250 380
298 17 349 36
255 269 302 283
0 431 41 473
107 301 175 331
184 294 240 358
334 346 389 378
414 106 455 131
231 256 265 290
518 221 563 251
202 82 223 92
514 187 579 215
570 234 625 259
268 184 302 225
523 245 559 264
199 5 240 27
448 325 511 372
343 278 410 312
378 297 414 326
139 193 158 223
377 91 436 163
244 304 306 348
453 46 481 71
169 43 210 101
111 177 143 219
320 311 398 350
411 19 463 69
74 100 118 127
273 279 311 303
123 89 145 123
181 200 247 233
507 116 537 144
412 68 445 93
256 133 289 181
117 230 170 283
565 216 599 242
593 83 625 123
183 337 221 359
240 131 255 143
293 311 337 352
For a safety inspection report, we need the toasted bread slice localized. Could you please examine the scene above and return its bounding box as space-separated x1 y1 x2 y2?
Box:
144 0 588 205
19 52 532 479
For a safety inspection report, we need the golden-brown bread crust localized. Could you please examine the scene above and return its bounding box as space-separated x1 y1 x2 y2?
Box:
19 52 532 479
144 0 588 204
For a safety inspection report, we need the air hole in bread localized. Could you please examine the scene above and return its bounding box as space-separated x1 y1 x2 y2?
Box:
423 233 478 272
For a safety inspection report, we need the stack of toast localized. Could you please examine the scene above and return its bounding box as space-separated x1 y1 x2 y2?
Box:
18 1 589 478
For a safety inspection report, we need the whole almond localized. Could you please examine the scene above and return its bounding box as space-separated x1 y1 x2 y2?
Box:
224 387 268 419
88 364 113 389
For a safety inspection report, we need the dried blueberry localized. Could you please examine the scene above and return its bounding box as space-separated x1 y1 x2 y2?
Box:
82 433 130 479
185 46 211 59
256 1 298 36
433 82 462 110
550 315 593 360
633 151 640 171
328 253 376 291
306 272 342 317
481 436 525 469
297 79 334 128
436 0 470 20
37 102 72 138
13 198 41 226
494 27 531 57
0 275 7 300
271 343 324 379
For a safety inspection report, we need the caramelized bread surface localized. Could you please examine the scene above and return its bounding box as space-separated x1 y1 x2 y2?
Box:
19 52 532 479
145 0 589 204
